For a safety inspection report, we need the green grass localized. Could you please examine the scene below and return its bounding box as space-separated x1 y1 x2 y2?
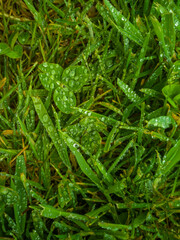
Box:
0 0 180 239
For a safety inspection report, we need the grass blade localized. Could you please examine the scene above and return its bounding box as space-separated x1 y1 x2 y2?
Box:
32 96 71 169
160 139 180 175
23 0 46 28
13 156 27 237
117 79 141 103
97 1 143 46
151 16 171 62
59 131 102 188
108 140 134 174
162 12 176 58
40 204 90 221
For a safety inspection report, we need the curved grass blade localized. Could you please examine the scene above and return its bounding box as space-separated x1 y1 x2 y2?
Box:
59 130 102 189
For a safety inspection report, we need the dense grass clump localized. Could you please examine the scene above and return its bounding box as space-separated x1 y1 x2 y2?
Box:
0 0 180 239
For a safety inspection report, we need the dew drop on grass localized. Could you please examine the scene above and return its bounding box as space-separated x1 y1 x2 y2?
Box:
53 86 76 114
39 62 63 91
69 80 74 87
148 116 173 129
48 126 53 132
35 103 42 111
50 83 54 89
62 65 89 92
70 70 75 77
63 96 67 101
42 114 48 123
43 62 48 68
117 78 141 103
81 130 101 154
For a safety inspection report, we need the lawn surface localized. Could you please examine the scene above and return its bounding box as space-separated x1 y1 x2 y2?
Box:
0 0 180 239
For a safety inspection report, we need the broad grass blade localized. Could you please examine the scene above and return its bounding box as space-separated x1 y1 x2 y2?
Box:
32 96 71 169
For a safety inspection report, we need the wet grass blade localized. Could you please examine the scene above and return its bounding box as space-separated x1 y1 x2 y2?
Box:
160 139 180 175
32 96 71 169
162 12 176 58
117 79 141 103
59 130 103 190
13 156 27 237
23 0 46 28
97 1 143 46
131 32 150 89
45 0 65 18
98 222 132 230
1 0 180 238
104 122 120 153
108 140 134 174
17 115 39 160
151 16 171 63
73 107 125 126
40 204 90 221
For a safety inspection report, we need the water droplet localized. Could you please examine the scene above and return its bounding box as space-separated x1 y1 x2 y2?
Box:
43 62 48 67
63 96 68 101
35 103 41 111
43 114 49 123
70 70 75 77
67 138 73 143
50 83 54 89
48 126 53 132
69 80 74 87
